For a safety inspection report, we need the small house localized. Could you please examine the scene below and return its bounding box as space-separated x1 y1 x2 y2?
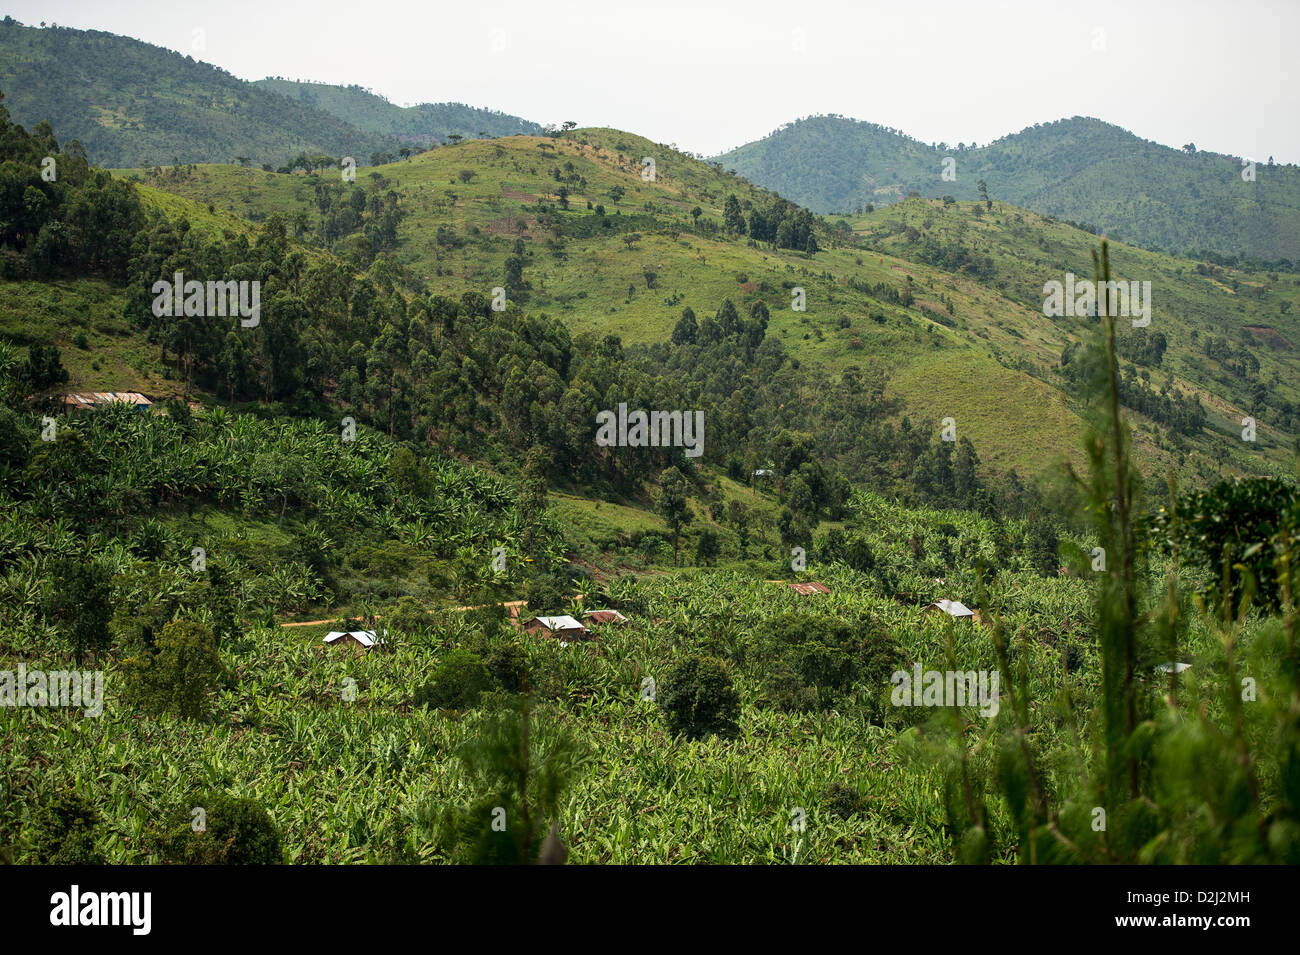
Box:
583 609 628 627
323 630 385 651
523 615 589 640
789 582 831 596
61 391 153 413
929 599 980 623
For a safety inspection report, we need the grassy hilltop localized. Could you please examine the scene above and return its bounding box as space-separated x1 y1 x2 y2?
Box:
107 126 1300 483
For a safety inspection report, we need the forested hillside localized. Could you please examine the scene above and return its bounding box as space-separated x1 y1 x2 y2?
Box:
0 19 399 168
111 125 1300 486
716 114 1300 265
253 79 541 146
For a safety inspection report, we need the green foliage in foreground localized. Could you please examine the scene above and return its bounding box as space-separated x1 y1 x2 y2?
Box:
934 242 1300 864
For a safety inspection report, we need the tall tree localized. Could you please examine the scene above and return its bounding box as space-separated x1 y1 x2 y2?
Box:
655 466 693 564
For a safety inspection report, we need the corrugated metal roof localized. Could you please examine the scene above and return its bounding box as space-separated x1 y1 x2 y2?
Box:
528 615 586 631
323 630 383 647
789 582 831 595
932 600 975 617
61 391 152 407
584 609 627 624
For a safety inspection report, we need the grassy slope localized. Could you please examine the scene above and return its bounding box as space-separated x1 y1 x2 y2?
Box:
0 182 266 401
837 199 1300 479
114 128 1299 486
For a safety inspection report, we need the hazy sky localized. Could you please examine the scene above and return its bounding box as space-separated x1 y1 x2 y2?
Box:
7 0 1298 162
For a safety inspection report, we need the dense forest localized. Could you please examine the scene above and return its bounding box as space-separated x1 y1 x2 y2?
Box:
253 79 541 146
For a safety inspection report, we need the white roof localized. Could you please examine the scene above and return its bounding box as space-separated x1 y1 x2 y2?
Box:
932 600 975 617
1155 661 1192 674
323 630 383 647
530 615 585 631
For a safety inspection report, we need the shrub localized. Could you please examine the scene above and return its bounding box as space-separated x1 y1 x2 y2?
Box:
660 654 740 739
823 783 869 820
434 699 579 864
122 620 224 720
43 557 113 665
762 662 819 713
414 650 493 710
483 640 529 693
27 791 105 864
152 793 282 864
748 613 895 710
524 573 569 615
388 595 437 636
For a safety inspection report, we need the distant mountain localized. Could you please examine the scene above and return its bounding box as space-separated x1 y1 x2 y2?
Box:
0 19 398 168
716 115 1300 265
253 78 541 145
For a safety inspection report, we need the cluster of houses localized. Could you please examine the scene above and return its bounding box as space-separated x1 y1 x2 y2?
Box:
321 608 631 651
522 609 628 642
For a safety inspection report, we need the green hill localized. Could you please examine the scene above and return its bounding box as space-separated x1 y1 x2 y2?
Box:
0 19 399 168
3 78 1300 871
715 114 1300 266
253 78 541 146
114 126 1300 487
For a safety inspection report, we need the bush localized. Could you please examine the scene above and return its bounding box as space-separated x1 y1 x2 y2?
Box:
524 573 569 615
387 594 437 636
414 650 494 710
823 782 869 820
122 619 224 720
27 791 105 864
483 640 529 693
152 793 282 864
434 699 579 864
43 557 113 665
748 613 895 710
659 654 740 739
762 662 819 713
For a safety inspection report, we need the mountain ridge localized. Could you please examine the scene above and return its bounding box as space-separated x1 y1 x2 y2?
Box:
715 113 1300 265
252 78 541 146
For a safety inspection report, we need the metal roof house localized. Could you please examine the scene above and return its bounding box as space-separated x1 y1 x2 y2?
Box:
929 600 980 622
789 582 831 596
61 391 152 412
522 615 589 640
323 630 386 650
583 609 628 626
